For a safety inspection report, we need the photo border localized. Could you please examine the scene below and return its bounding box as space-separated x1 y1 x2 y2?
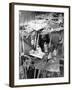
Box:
9 2 70 87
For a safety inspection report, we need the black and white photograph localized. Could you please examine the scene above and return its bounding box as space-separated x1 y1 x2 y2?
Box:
9 3 70 87
19 11 64 79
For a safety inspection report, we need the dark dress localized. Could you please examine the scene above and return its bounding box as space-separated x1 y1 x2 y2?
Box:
27 66 35 79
